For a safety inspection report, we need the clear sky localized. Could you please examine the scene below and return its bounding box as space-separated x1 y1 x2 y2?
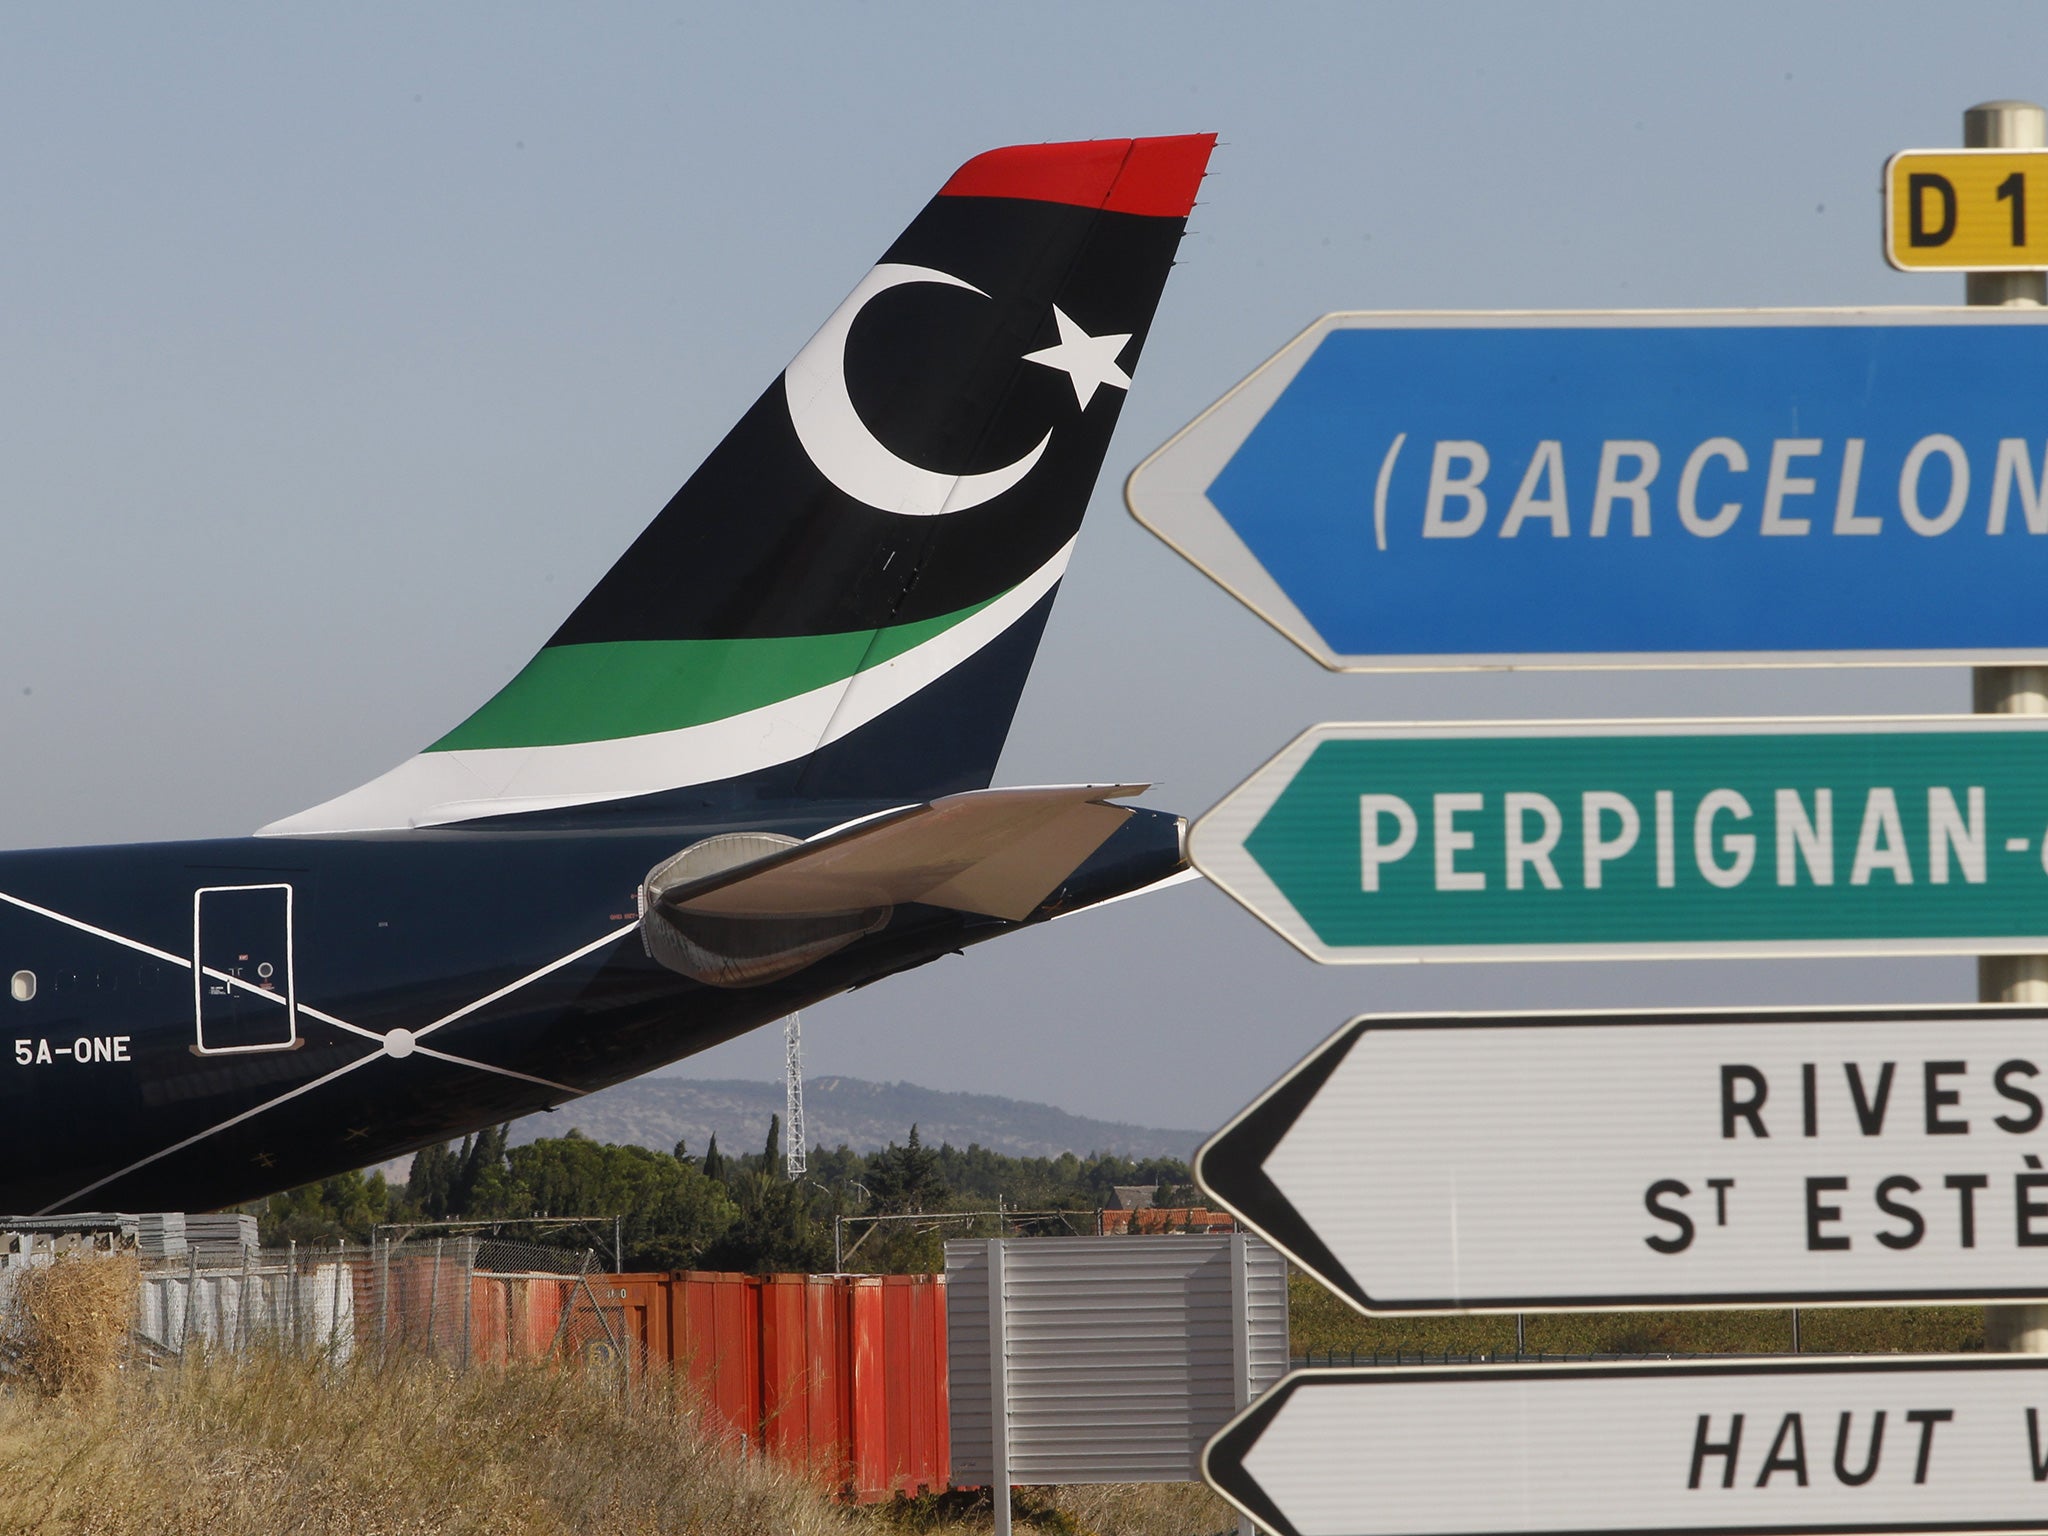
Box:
0 3 2040 1131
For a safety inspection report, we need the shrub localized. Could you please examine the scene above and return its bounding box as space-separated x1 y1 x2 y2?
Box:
0 1252 137 1399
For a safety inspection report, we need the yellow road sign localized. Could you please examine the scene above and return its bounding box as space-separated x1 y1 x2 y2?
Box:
1885 148 2048 270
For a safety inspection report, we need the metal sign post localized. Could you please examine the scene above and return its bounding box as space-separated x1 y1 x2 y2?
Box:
986 1238 1011 1536
1965 95 2048 1370
1203 1356 2048 1536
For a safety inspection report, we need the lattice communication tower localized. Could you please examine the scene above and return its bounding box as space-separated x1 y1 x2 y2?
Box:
783 1011 806 1179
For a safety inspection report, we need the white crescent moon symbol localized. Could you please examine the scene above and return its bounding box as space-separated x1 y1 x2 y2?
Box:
783 262 1052 517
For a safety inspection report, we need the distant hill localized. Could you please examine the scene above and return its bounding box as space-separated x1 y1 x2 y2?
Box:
507 1075 1202 1162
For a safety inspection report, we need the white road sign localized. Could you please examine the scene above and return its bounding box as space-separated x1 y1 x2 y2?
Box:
1204 1357 2048 1536
1196 1006 2048 1312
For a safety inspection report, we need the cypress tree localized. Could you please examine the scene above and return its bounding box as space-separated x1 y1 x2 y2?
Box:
408 1141 457 1220
452 1124 508 1215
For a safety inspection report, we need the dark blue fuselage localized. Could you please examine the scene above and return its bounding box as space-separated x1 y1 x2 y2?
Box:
0 804 1182 1216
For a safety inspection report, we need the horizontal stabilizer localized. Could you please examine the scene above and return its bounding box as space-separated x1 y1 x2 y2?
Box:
655 784 1148 923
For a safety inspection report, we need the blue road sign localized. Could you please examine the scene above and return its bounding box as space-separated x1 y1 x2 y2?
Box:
1127 309 2048 669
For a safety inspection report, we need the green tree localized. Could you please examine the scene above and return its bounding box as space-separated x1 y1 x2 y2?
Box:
699 1163 831 1273
866 1125 948 1214
453 1124 508 1213
406 1141 458 1219
492 1134 737 1269
286 1123 1199 1276
260 1170 398 1245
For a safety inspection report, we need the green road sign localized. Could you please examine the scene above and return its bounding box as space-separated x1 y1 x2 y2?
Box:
1191 717 2048 962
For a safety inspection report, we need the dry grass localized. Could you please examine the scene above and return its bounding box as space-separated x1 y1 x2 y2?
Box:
0 1260 1231 1536
1035 1482 1238 1536
0 1255 137 1401
0 1352 861 1536
0 1255 1986 1536
0 1351 1226 1536
874 1483 1237 1536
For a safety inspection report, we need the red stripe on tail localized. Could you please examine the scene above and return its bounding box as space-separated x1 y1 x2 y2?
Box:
938 134 1215 218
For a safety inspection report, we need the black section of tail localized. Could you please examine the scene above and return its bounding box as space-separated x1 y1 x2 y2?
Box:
532 141 1203 805
790 588 1059 802
554 178 1194 647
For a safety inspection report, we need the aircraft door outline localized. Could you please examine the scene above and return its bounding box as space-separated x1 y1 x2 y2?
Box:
192 883 299 1055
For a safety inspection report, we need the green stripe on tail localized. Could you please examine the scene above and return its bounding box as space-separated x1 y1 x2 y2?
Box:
429 591 1001 752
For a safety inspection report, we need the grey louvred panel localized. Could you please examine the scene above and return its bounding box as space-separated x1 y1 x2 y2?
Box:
946 1233 1287 1486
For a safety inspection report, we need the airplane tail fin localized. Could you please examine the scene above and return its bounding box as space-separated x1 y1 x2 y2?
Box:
265 135 1214 835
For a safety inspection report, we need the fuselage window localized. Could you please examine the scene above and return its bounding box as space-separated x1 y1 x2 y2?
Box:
9 971 33 1002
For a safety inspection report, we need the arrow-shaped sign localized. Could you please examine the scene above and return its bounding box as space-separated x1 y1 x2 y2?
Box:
1193 717 2048 962
1205 1357 2048 1536
1197 1005 2048 1312
1127 308 2048 671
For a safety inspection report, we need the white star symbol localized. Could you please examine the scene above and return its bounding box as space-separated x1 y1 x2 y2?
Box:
1022 307 1133 410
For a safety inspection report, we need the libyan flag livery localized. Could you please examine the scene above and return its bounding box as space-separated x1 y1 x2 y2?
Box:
265 135 1214 835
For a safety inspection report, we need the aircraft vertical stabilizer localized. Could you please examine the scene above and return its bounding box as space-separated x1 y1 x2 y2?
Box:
264 135 1215 835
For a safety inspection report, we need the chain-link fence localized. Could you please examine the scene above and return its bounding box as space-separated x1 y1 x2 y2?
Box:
466 1236 638 1383
131 1233 634 1376
135 1244 359 1363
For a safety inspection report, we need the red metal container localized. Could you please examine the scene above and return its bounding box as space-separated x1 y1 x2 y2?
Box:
671 1271 762 1445
848 1274 948 1498
666 1270 948 1500
760 1275 846 1478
